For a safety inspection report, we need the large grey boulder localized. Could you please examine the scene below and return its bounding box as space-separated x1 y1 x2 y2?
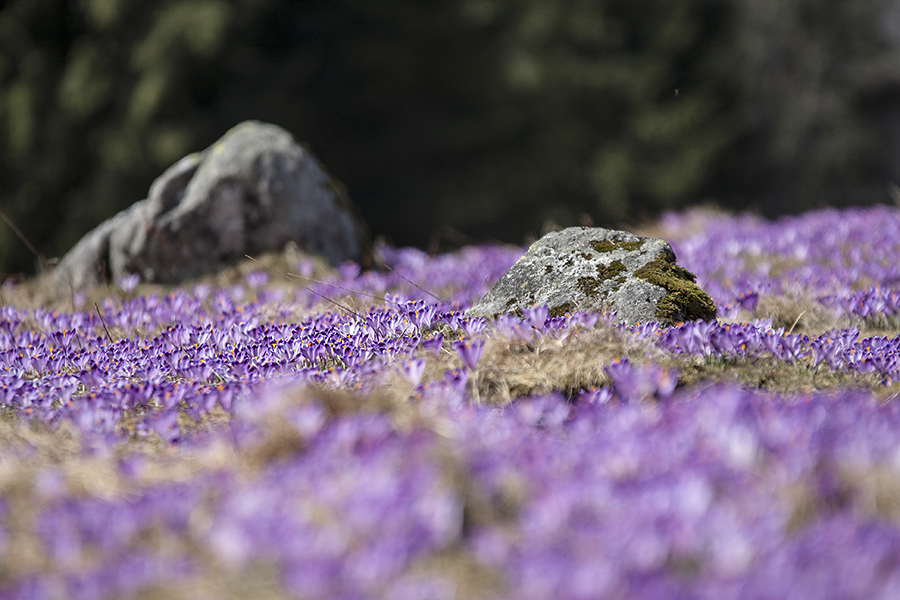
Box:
53 121 370 292
466 227 717 326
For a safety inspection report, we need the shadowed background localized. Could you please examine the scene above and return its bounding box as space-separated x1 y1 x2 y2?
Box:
2 0 900 277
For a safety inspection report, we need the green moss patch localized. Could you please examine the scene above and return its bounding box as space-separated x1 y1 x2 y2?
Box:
596 259 626 281
548 301 576 318
577 260 628 299
577 276 602 297
591 239 643 253
633 256 717 324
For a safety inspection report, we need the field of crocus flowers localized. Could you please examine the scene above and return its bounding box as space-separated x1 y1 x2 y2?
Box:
3 205 900 599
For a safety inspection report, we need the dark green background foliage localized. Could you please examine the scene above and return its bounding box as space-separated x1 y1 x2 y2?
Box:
2 0 899 276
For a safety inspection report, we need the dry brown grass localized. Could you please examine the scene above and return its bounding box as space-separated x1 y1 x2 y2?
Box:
0 245 339 318
724 290 900 339
468 327 660 404
405 320 664 406
783 461 900 534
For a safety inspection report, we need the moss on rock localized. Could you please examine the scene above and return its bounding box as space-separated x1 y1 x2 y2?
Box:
633 256 717 324
597 259 626 281
592 239 643 253
548 301 576 317
577 276 602 298
577 260 628 299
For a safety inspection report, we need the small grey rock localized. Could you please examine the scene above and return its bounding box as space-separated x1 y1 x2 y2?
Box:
53 121 370 292
466 227 717 326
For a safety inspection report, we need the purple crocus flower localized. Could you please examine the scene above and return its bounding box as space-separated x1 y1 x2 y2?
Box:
578 386 614 405
399 358 426 386
245 271 269 288
605 359 676 401
454 340 485 370
117 273 140 294
147 411 180 442
760 331 784 359
522 304 549 329
459 317 487 337
737 291 759 312
709 326 736 355
779 333 809 363
421 333 444 355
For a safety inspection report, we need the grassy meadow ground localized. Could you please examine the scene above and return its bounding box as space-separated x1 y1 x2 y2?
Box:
2 205 900 599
